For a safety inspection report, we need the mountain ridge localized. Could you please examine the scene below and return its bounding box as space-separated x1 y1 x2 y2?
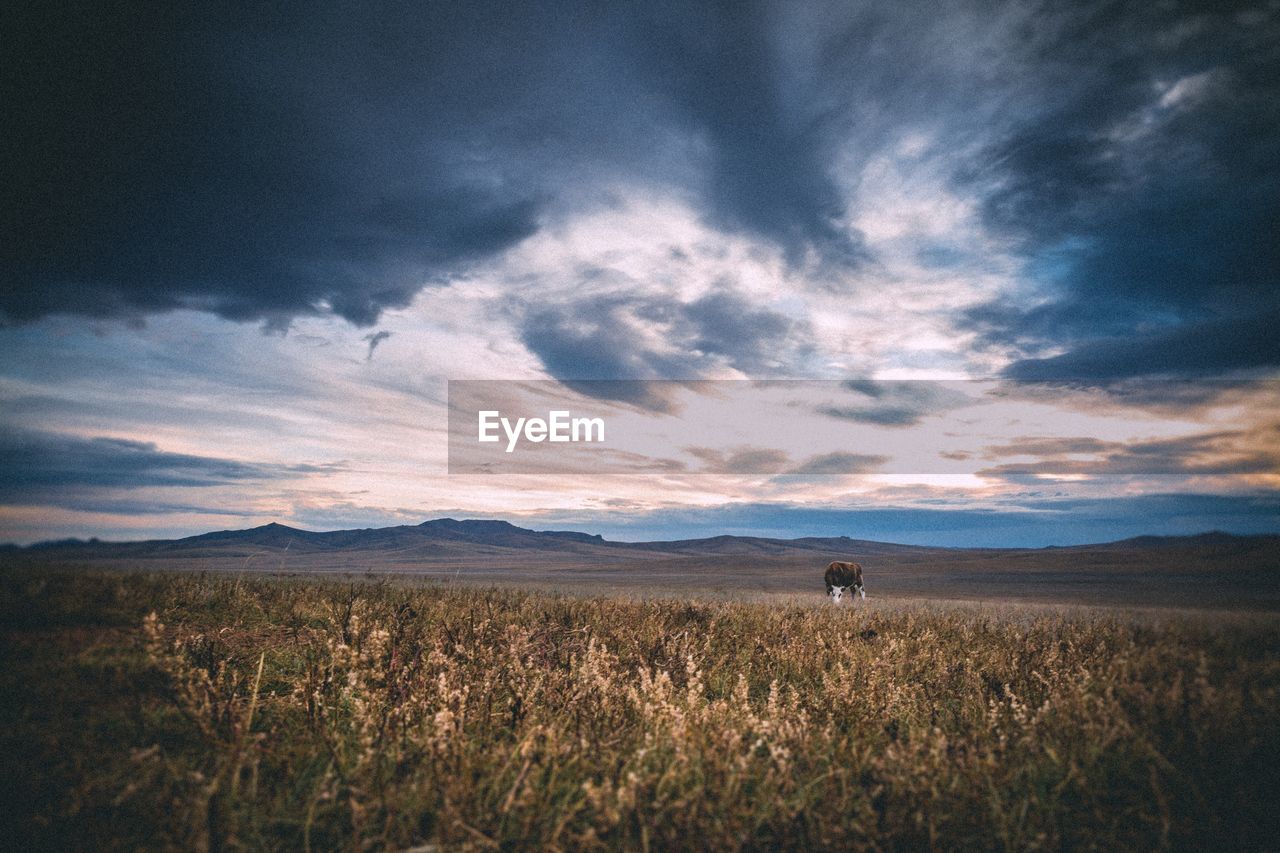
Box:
9 517 1279 557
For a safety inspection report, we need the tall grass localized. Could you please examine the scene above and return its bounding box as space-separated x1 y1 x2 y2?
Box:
2 570 1277 850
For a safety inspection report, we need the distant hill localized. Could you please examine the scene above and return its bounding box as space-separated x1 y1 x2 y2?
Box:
10 518 908 562
7 517 1279 569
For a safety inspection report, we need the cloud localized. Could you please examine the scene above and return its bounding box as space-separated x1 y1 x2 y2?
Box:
1 0 908 329
786 452 889 476
363 331 392 361
639 2 870 266
4 1 557 327
682 291 806 373
517 287 808 407
685 446 791 475
978 428 1280 482
0 429 341 510
983 436 1114 457
999 309 1280 380
521 297 692 382
818 405 924 427
817 380 971 427
8 0 1274 392
957 3 1280 376
984 378 1279 421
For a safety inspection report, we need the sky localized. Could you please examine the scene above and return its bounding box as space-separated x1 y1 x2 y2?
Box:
2 0 1278 546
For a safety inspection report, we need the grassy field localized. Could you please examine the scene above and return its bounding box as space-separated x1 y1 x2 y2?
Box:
2 570 1278 851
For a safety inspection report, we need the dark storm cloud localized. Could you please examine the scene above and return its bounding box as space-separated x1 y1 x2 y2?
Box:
638 1 868 265
681 290 810 373
3 0 883 328
518 288 806 408
0 429 339 508
10 0 1278 386
521 298 696 383
961 1 1280 377
519 299 692 412
3 2 552 327
1001 310 1280 380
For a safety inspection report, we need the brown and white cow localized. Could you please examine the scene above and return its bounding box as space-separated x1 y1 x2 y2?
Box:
824 560 865 603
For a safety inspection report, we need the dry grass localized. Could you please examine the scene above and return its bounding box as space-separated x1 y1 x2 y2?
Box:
1 569 1278 850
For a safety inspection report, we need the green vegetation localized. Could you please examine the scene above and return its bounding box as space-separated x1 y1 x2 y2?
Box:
2 570 1278 851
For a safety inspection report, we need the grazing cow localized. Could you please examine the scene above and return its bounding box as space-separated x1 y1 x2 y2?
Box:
824 560 865 603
